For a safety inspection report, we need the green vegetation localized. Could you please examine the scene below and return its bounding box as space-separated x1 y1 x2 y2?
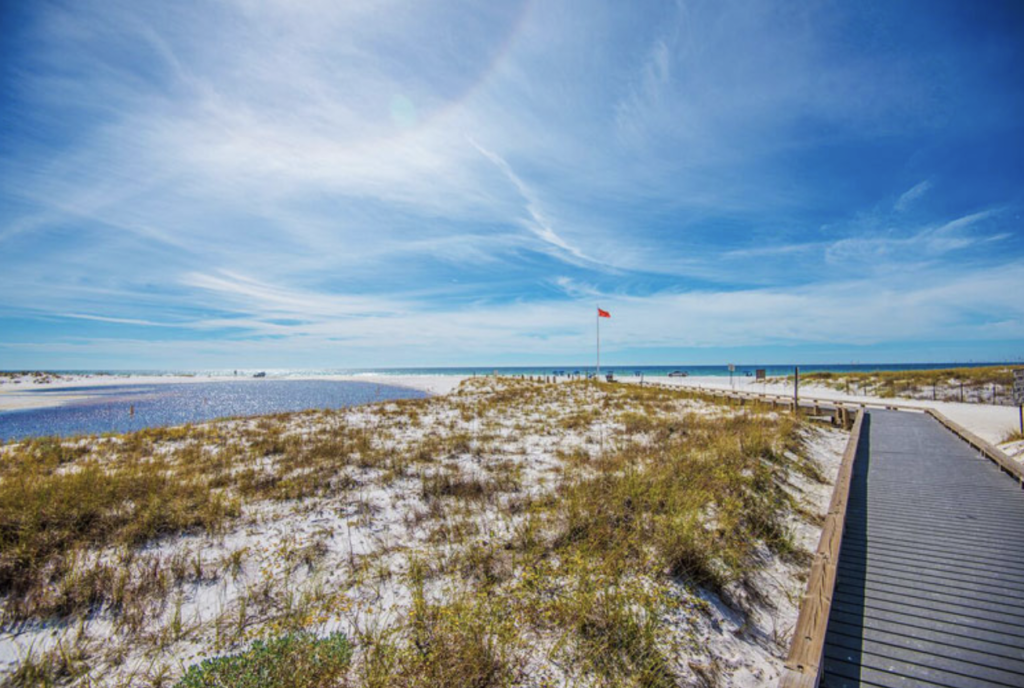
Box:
800 364 1015 385
353 380 816 687
794 365 1020 404
0 436 238 621
175 632 351 688
0 376 832 687
0 371 68 385
356 582 519 688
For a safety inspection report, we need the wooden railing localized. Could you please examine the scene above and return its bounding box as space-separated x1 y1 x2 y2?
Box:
778 409 864 688
926 409 1023 485
644 382 865 429
680 385 926 414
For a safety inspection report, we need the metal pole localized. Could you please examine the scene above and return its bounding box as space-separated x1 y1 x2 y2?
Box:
794 366 799 409
596 307 600 378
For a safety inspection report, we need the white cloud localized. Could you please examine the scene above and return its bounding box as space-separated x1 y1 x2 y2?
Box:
468 140 599 266
56 260 1024 357
824 209 1002 265
895 180 932 212
3 1 1022 368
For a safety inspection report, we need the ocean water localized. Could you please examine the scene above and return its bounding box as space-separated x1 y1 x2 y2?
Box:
41 361 1018 379
0 380 425 442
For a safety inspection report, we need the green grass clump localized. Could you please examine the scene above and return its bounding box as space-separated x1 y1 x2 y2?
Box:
174 632 352 688
554 413 799 590
0 442 238 619
357 581 519 688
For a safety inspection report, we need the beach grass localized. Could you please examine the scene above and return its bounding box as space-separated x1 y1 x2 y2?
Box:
793 364 1020 402
0 376 836 686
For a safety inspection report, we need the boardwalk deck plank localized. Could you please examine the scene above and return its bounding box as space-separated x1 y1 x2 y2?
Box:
830 595 1024 642
826 624 1024 678
835 559 1024 596
827 610 1024 662
831 542 1024 581
819 410 1024 688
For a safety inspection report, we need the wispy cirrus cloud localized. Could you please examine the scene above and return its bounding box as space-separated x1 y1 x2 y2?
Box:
895 180 933 212
468 139 602 267
824 209 1005 266
2 0 1023 367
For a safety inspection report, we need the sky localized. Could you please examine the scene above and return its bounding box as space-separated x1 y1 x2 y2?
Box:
2 0 1023 370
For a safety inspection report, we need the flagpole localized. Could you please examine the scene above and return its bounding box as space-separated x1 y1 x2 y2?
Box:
596 306 600 379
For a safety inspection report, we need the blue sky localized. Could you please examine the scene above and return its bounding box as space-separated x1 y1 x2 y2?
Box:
2 0 1023 369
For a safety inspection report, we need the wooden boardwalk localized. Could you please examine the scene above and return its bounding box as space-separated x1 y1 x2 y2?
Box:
820 410 1024 688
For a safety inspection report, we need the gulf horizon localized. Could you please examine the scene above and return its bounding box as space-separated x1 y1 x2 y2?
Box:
5 360 1021 378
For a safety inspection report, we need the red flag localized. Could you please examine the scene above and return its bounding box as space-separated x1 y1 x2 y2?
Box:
597 308 610 318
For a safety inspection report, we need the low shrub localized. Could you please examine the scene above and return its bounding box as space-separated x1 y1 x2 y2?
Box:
174 632 352 688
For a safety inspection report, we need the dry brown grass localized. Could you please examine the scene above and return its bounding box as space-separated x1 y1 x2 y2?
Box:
797 365 1021 403
1 376 831 687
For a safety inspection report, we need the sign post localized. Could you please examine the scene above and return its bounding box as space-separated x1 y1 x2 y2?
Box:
794 366 800 410
1014 369 1024 435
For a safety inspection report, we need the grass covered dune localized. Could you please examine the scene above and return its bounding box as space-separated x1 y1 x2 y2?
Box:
790 364 1020 404
0 377 845 687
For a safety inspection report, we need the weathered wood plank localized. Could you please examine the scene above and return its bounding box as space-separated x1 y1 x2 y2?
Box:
780 410 865 687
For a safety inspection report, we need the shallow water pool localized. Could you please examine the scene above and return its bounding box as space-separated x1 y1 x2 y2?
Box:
0 380 426 441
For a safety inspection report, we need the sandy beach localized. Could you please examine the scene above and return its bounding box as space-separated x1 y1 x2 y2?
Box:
0 375 845 686
1 371 1020 684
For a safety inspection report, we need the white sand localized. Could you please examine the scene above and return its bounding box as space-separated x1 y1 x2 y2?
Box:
328 373 467 396
0 377 845 686
644 375 1021 446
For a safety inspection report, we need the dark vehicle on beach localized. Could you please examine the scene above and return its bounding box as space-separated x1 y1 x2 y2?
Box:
668 370 687 377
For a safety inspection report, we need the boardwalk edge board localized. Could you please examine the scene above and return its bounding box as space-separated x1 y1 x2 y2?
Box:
779 410 865 688
923 409 1023 485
